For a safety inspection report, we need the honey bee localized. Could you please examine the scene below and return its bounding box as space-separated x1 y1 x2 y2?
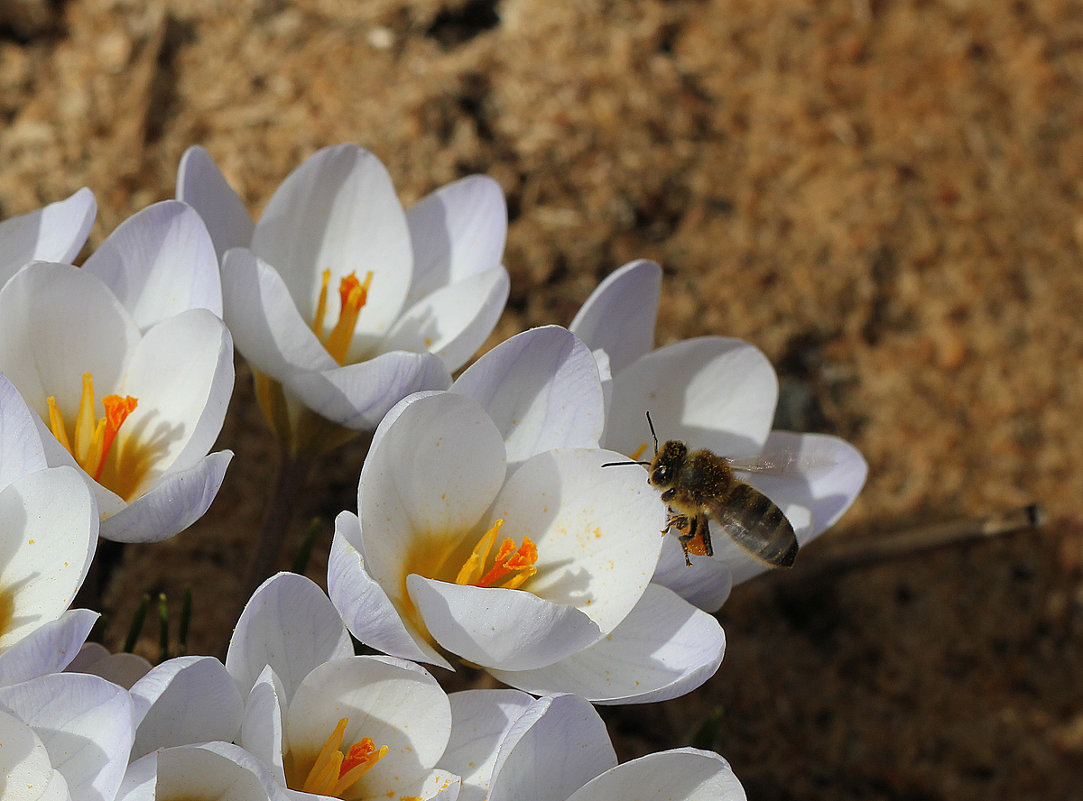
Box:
603 412 799 568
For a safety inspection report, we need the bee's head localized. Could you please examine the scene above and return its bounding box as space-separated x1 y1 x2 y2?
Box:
649 440 687 488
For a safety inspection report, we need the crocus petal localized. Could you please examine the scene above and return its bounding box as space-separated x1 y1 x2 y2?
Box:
117 308 234 482
288 349 452 431
0 672 133 801
81 200 222 328
407 577 600 671
226 572 354 703
0 467 97 651
606 337 778 459
406 174 507 304
0 187 95 287
126 743 291 801
651 535 735 612
176 145 256 259
359 392 506 587
0 373 48 488
0 262 140 418
221 247 339 380
129 656 243 756
569 259 661 375
65 642 151 689
451 326 605 463
741 431 868 546
383 266 509 373
287 656 451 796
98 450 232 543
441 690 536 801
238 665 287 783
0 609 98 685
485 694 617 801
490 584 725 704
251 144 412 352
565 748 746 801
328 519 451 669
0 707 72 801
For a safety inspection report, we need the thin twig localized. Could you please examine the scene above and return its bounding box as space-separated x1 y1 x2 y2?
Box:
797 503 1046 577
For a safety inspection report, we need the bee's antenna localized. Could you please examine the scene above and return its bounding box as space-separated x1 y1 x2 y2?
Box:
601 460 652 468
645 410 659 453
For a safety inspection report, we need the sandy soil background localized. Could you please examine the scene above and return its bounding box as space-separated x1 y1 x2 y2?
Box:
2 0 1082 798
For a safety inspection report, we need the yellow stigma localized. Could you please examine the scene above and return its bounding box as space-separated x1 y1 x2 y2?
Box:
629 442 649 461
297 718 388 798
312 269 374 365
455 519 539 590
47 372 138 484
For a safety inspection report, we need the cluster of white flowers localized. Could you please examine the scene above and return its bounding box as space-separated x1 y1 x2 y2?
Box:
0 144 866 800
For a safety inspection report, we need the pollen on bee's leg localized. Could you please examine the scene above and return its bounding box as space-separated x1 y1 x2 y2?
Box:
300 717 388 797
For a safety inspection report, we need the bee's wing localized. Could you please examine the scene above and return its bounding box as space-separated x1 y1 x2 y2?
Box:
703 482 798 568
726 451 834 477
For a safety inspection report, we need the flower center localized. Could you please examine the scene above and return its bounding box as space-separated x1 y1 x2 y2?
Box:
297 718 388 798
312 269 374 365
46 372 137 485
455 519 539 590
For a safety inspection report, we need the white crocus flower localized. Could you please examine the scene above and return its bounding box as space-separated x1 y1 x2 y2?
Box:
0 671 134 801
0 187 96 288
0 374 99 685
329 380 726 703
118 742 301 801
223 573 458 800
571 259 868 610
441 690 745 801
0 261 234 543
238 655 460 801
177 144 509 451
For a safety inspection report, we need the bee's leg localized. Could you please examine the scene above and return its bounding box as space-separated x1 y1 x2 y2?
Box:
663 508 686 534
676 515 696 566
699 515 714 557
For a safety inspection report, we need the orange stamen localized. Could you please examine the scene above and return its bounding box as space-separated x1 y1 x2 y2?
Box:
95 395 138 480
301 718 388 796
323 270 374 365
629 442 649 461
477 537 538 588
455 520 539 589
46 373 138 483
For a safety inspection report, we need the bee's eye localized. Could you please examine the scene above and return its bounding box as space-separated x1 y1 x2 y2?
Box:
653 466 669 484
